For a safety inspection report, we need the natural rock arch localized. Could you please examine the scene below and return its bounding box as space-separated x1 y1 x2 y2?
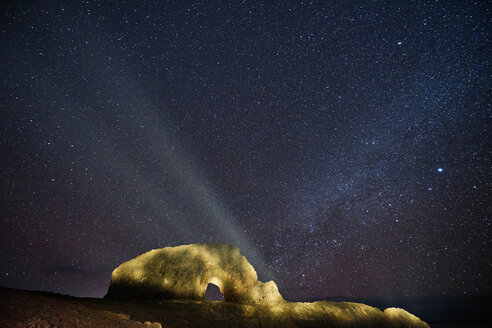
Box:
104 243 430 327
105 243 284 304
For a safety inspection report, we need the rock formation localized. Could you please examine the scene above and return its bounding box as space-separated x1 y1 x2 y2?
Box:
106 243 284 304
105 243 430 327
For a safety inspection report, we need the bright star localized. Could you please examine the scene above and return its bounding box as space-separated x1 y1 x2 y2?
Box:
437 168 444 172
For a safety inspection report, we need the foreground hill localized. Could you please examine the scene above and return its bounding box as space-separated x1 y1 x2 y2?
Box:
1 287 429 328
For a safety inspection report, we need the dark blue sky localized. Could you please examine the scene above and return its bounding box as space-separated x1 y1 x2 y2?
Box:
1 1 490 300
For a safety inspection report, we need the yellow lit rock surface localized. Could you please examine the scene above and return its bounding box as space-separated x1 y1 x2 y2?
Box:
105 243 429 327
106 243 284 304
383 307 430 327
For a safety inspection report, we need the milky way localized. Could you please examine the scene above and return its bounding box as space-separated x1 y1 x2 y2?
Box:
1 1 490 300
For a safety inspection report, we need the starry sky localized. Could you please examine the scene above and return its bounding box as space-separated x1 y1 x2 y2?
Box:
1 1 491 301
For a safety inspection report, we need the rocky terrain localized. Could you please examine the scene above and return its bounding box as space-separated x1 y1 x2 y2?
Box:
1 287 430 328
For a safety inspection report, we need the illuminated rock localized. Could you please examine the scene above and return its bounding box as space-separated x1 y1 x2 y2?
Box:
105 243 429 327
383 307 429 327
105 243 284 304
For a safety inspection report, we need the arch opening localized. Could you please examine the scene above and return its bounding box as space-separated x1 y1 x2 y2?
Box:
204 283 224 301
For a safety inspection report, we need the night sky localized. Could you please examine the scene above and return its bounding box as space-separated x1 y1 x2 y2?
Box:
1 1 490 301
